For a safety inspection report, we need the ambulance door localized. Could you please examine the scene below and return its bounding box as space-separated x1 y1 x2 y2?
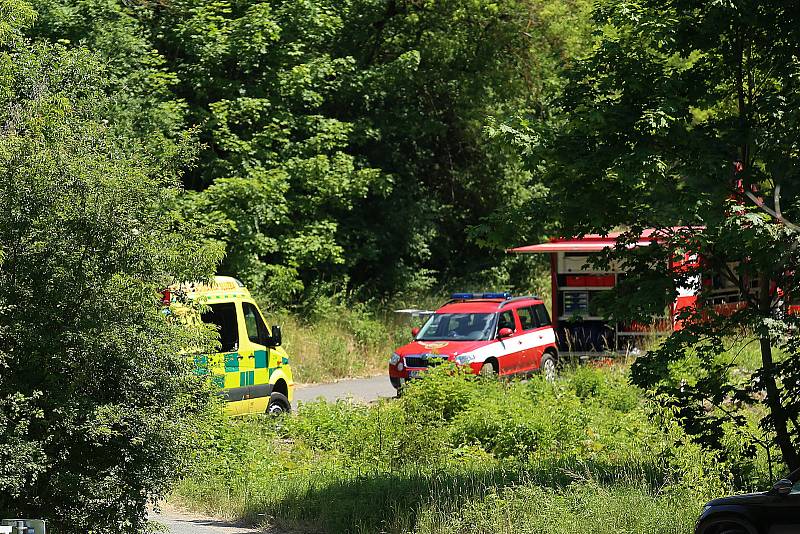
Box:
200 302 246 415
241 301 272 414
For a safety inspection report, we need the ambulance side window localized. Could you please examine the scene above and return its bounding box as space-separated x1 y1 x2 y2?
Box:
242 302 270 345
201 302 239 353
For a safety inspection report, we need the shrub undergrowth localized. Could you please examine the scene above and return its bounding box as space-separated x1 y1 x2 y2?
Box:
173 365 773 533
264 301 413 383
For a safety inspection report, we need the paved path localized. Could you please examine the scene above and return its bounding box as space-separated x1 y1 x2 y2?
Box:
152 508 268 534
292 375 395 409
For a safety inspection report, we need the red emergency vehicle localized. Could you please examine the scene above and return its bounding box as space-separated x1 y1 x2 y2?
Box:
510 229 761 354
388 293 559 393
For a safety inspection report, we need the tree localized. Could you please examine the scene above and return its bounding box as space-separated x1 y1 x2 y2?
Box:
514 0 800 471
0 9 222 530
326 0 593 294
28 0 593 304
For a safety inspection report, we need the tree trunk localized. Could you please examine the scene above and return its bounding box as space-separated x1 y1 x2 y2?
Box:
759 276 800 471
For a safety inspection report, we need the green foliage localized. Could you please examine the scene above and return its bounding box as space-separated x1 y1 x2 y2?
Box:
28 0 189 158
505 0 800 470
0 33 221 532
0 0 35 44
401 364 479 423
174 367 753 533
27 0 593 306
415 483 699 534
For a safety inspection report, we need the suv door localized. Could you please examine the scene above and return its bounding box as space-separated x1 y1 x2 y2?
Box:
496 309 525 374
515 306 541 372
764 478 800 533
532 304 556 368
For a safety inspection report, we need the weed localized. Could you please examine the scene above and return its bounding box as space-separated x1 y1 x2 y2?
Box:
268 309 408 383
172 366 769 532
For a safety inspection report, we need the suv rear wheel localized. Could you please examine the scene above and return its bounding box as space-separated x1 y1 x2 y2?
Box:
540 354 557 382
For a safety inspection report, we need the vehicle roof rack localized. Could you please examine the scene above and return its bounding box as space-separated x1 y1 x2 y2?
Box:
497 295 542 308
444 293 542 307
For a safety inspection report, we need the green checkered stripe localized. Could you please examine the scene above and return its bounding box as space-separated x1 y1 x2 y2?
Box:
195 349 274 392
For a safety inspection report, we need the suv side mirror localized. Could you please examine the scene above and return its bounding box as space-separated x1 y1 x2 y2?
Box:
498 327 513 338
773 478 793 496
267 325 282 347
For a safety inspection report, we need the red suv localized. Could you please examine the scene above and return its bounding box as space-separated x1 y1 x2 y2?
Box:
389 293 559 393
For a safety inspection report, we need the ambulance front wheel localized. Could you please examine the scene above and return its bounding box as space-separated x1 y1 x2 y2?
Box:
267 392 291 415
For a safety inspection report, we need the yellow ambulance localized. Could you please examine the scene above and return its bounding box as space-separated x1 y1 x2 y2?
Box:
167 276 294 415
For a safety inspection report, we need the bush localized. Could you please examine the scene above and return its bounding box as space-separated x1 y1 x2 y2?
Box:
173 365 746 533
0 39 220 532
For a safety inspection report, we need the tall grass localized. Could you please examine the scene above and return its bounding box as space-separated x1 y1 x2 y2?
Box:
264 306 415 383
414 483 700 534
172 365 769 533
262 292 489 384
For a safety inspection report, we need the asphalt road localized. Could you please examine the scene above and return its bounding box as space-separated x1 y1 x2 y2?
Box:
152 508 268 534
292 374 396 409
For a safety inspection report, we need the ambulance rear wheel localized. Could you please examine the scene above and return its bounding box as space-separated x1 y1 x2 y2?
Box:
267 392 291 415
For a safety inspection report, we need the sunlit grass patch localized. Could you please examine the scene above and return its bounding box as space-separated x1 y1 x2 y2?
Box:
172 366 764 533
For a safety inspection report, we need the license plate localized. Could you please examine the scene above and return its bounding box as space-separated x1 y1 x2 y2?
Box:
408 370 422 378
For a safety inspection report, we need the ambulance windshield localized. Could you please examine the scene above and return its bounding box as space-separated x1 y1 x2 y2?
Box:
416 313 496 341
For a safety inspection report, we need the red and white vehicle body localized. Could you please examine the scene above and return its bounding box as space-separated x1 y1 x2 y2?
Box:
510 229 774 354
389 294 559 392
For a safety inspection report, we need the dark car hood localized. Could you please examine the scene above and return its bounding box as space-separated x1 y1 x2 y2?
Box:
395 339 488 357
707 492 772 506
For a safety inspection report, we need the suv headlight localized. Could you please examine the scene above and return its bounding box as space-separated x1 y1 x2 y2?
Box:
456 353 475 365
389 353 401 365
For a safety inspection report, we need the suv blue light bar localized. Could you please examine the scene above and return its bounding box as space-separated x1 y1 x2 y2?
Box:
482 292 512 299
450 292 512 300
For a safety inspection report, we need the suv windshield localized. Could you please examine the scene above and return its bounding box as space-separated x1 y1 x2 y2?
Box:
416 313 496 341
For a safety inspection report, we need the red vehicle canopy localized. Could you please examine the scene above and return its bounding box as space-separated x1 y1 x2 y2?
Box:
508 229 677 254
507 228 696 353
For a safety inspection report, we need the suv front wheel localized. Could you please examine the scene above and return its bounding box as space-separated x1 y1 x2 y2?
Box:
695 516 756 534
479 362 496 377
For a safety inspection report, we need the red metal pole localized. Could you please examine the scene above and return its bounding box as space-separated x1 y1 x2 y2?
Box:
550 252 558 328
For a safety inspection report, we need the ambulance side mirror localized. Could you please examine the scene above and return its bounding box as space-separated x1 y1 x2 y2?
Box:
411 327 420 339
498 327 513 338
267 325 282 347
